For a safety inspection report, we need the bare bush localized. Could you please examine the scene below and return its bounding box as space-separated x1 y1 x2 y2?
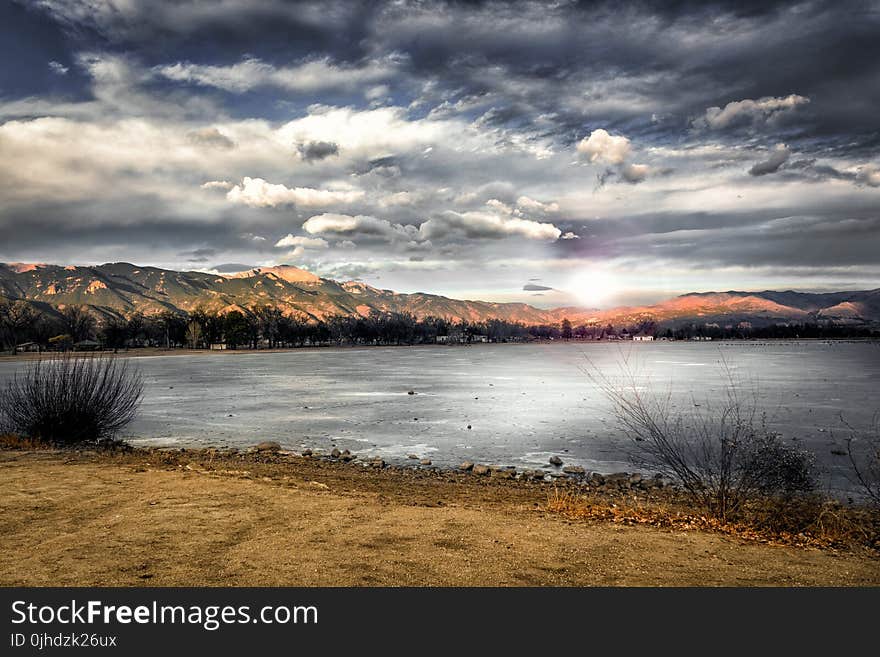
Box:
0 354 143 445
587 355 815 521
842 413 880 506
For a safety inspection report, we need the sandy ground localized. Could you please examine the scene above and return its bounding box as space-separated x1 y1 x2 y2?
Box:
1 449 877 587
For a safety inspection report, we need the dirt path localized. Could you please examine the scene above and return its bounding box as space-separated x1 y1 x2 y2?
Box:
1 450 877 586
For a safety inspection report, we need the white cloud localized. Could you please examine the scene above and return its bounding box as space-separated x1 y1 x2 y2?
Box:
156 56 395 93
576 129 649 184
274 234 329 249
516 195 559 213
576 129 632 165
561 232 581 240
856 163 880 187
302 213 421 241
201 180 234 190
226 177 365 208
48 60 69 75
378 191 417 207
698 95 810 130
621 162 650 183
420 210 561 241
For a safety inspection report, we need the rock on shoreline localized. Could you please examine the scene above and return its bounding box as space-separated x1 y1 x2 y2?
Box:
245 443 675 491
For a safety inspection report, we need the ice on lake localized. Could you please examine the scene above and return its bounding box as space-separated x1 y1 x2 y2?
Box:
1 341 878 494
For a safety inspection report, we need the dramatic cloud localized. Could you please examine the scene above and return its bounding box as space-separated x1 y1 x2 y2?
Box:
697 95 810 130
749 144 791 176
523 283 553 291
2 1 878 304
226 178 365 208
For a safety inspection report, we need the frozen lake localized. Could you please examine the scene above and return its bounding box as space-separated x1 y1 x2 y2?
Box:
1 341 878 493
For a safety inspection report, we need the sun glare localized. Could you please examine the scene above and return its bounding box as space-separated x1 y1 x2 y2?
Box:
569 270 622 308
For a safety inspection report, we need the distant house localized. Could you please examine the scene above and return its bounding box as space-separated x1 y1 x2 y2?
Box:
470 334 489 343
632 335 654 341
15 342 40 352
73 339 102 351
436 335 451 344
209 342 227 351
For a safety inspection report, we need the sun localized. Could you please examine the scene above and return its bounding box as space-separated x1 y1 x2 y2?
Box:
569 269 622 308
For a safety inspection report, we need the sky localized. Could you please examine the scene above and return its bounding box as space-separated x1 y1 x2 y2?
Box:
1 0 879 308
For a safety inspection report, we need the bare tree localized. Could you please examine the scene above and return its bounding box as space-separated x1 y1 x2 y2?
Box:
60 305 96 342
586 354 815 521
842 413 880 506
0 354 143 444
0 300 38 352
185 321 203 349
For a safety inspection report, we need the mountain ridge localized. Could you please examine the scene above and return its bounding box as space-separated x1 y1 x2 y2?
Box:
1 262 878 328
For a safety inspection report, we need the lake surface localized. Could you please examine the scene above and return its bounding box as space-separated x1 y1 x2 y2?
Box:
1 341 878 494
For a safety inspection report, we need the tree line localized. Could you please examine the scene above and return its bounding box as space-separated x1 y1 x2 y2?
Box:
1 299 877 353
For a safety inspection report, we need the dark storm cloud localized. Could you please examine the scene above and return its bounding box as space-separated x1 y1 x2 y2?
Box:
297 140 339 162
24 0 880 148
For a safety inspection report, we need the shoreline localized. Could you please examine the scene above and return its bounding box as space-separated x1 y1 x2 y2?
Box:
1 443 877 586
1 337 878 362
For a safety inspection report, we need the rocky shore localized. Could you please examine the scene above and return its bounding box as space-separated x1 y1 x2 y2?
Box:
207 440 677 496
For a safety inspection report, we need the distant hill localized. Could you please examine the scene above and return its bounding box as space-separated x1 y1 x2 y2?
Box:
1 262 878 328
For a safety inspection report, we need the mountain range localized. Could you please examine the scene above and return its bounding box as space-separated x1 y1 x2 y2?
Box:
1 262 878 328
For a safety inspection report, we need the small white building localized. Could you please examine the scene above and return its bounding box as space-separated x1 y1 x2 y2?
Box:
633 335 654 341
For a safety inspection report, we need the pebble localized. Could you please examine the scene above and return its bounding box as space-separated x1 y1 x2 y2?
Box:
549 456 563 466
459 461 474 471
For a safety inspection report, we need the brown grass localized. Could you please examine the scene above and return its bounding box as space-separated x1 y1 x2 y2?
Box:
2 448 879 586
545 487 879 552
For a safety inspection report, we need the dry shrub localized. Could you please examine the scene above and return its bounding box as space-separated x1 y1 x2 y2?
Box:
841 413 880 506
0 354 143 445
585 355 816 522
0 433 47 450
